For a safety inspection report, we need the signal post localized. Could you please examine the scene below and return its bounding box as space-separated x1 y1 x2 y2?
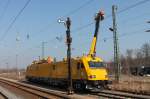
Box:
58 17 73 94
66 17 73 94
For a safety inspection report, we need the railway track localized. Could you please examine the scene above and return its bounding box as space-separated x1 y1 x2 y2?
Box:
0 77 73 99
91 90 150 99
23 80 150 99
0 92 8 99
0 77 150 99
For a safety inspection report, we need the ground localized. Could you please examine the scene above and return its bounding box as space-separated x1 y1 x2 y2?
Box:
0 71 150 95
110 75 150 95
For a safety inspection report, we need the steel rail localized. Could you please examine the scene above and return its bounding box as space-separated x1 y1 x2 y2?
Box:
0 77 72 99
92 90 150 99
1 77 149 99
0 92 8 99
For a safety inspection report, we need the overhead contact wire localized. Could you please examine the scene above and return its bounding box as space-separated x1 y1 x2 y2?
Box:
0 0 31 43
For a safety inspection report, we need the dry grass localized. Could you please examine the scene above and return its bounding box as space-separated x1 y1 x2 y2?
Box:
0 71 25 80
110 75 150 95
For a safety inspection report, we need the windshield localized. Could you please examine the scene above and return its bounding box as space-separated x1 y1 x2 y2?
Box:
88 61 104 68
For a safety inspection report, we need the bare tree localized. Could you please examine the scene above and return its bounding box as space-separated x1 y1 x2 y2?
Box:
141 43 150 65
126 49 134 73
135 49 143 66
120 54 127 74
108 42 150 75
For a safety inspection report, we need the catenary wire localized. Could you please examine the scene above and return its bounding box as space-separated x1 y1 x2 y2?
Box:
0 0 10 25
30 0 95 39
20 0 150 54
0 0 31 43
71 0 150 34
12 0 150 60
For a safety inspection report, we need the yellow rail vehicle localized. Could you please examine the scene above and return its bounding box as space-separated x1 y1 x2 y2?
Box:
26 56 108 89
26 11 110 90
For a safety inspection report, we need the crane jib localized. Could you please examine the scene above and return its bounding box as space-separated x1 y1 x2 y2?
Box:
94 16 101 38
88 13 102 57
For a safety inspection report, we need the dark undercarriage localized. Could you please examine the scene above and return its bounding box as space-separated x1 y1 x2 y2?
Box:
26 76 110 90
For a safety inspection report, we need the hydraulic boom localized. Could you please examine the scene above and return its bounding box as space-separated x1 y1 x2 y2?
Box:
88 10 104 57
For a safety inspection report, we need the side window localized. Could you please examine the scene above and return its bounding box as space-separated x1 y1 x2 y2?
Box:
81 63 84 69
77 62 84 69
36 65 38 70
53 65 55 70
77 62 80 70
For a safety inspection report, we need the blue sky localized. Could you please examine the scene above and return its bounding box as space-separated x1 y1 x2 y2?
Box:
0 0 150 69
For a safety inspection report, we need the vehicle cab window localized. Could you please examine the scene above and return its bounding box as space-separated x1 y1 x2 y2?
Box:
88 61 104 68
77 62 80 70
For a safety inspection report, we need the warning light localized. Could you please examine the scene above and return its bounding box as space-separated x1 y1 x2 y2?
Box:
99 10 104 20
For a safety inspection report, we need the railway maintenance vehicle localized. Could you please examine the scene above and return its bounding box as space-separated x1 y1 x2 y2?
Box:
26 10 110 90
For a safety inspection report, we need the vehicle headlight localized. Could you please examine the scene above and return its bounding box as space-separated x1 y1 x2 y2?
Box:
89 75 96 79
